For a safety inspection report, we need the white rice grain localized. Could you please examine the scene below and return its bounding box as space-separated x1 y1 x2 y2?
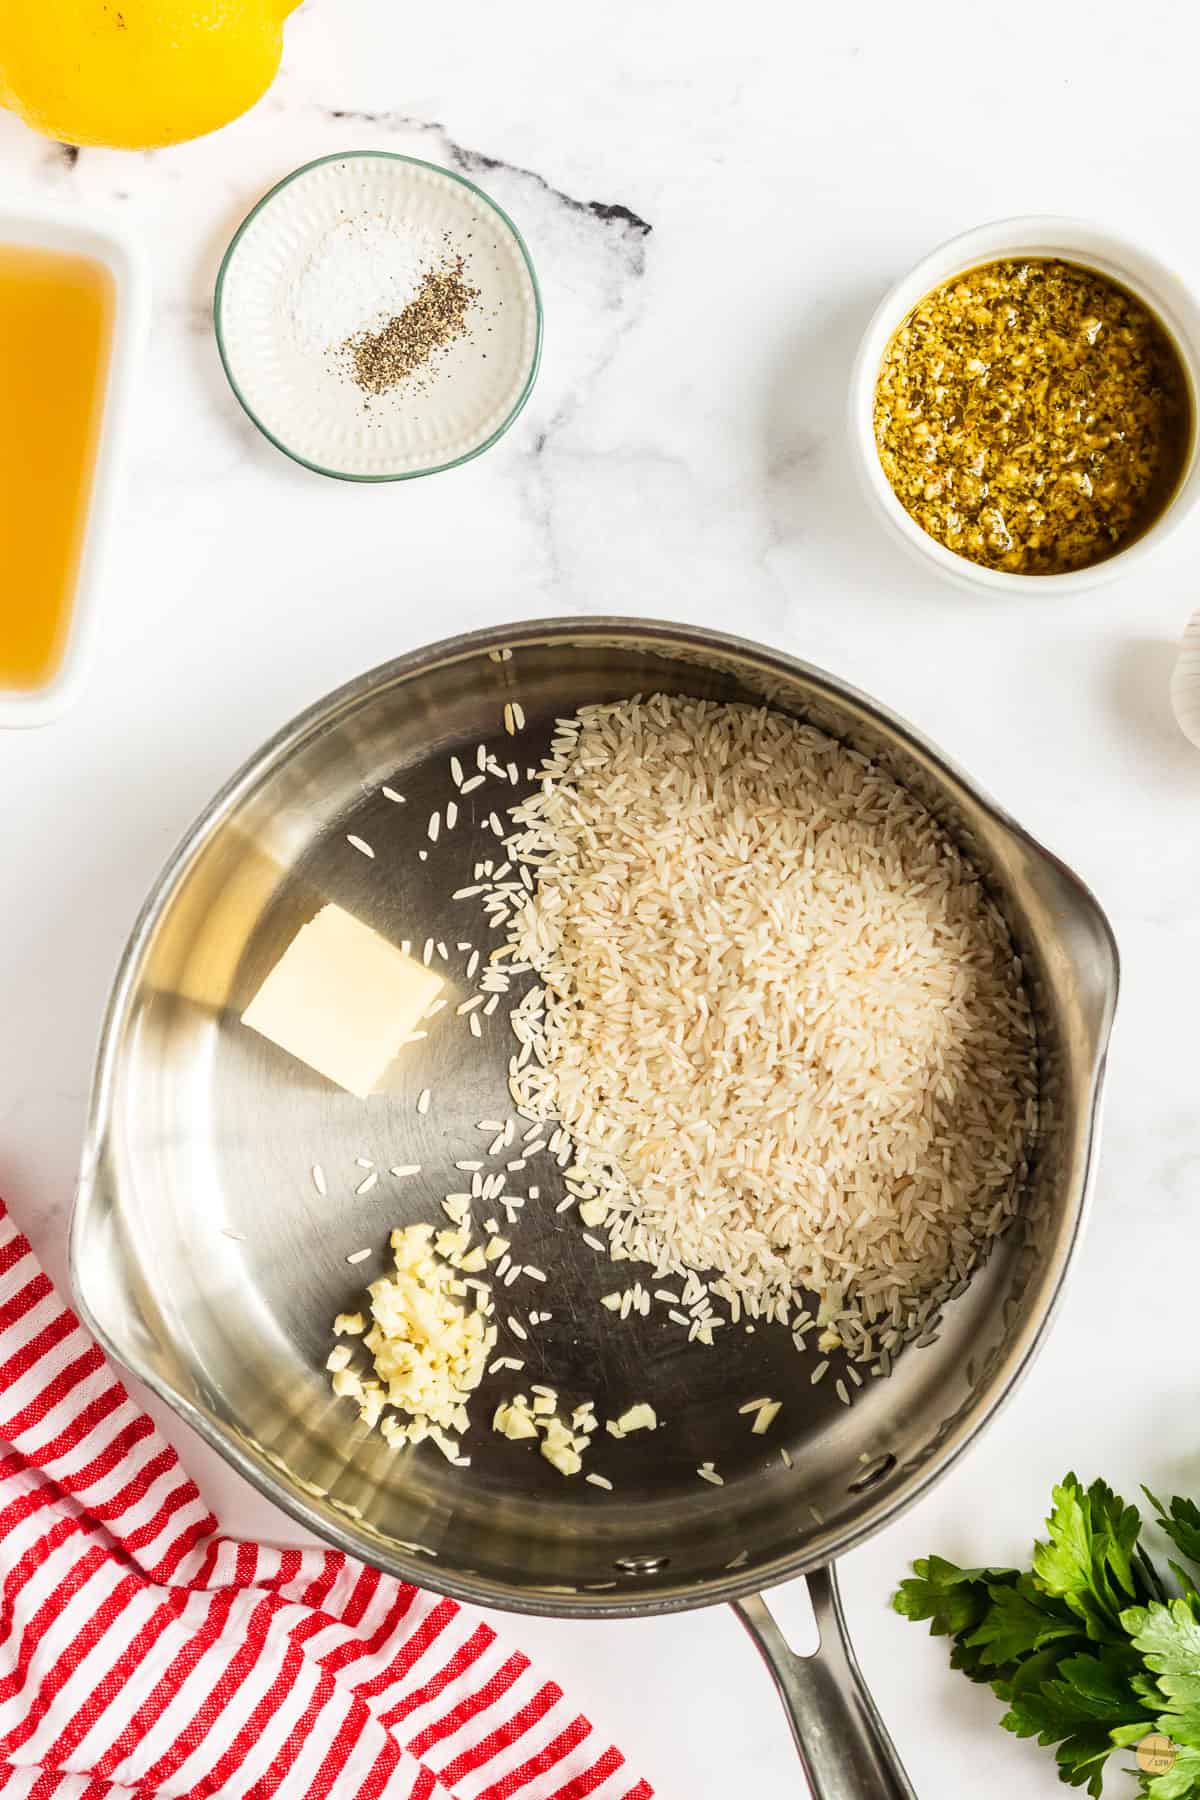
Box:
484 694 1036 1366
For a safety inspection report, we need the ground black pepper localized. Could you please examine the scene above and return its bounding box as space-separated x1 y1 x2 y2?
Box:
345 256 479 396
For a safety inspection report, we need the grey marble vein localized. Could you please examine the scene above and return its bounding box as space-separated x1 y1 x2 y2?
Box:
324 108 652 249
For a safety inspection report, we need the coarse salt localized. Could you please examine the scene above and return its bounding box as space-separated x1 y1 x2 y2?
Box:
284 216 441 356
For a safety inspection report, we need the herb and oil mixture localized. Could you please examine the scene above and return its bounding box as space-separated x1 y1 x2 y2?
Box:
874 258 1192 575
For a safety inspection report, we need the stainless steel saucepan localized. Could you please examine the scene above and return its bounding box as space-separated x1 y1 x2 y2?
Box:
71 619 1118 1798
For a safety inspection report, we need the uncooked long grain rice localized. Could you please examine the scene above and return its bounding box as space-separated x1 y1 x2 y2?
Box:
485 693 1035 1365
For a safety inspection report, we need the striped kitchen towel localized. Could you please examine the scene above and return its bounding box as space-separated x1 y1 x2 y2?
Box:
0 1201 650 1800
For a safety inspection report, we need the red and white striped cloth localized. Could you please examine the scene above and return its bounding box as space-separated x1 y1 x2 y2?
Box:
0 1202 651 1800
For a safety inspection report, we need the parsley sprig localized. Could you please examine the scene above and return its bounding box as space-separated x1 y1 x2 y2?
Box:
895 1475 1200 1796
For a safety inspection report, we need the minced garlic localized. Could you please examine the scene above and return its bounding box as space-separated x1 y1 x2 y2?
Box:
328 1222 496 1458
491 1389 600 1477
606 1403 658 1439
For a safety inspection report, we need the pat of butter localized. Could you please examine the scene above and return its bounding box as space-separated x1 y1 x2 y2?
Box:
241 904 443 1098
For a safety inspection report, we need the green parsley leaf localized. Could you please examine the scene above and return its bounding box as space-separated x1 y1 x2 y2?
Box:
1169 1564 1200 1607
893 1558 1008 1674
1124 1598 1200 1758
1124 1598 1200 1683
896 1475 1200 1797
892 1554 1000 1637
1148 1492 1200 1573
999 1645 1152 1796
965 1574 1082 1670
1142 1743 1200 1800
1033 1475 1148 1641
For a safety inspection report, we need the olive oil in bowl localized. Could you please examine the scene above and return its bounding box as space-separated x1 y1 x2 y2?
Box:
0 242 116 700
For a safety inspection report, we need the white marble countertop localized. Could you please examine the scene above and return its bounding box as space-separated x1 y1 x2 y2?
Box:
4 1 1200 1793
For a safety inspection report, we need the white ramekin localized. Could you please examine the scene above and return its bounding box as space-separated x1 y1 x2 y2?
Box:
0 207 148 728
848 216 1200 596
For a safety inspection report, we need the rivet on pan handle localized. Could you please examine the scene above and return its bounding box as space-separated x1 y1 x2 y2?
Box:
733 1568 916 1800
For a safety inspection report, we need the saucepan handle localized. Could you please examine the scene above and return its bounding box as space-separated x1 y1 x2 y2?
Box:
732 1566 916 1800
